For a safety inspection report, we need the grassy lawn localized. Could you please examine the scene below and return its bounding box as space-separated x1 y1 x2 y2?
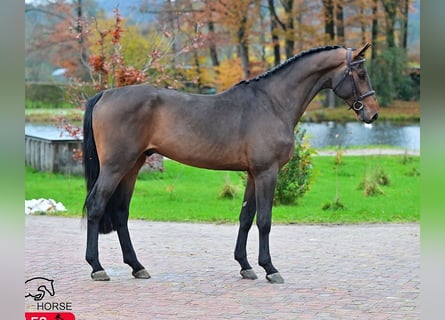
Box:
25 154 419 224
25 108 84 124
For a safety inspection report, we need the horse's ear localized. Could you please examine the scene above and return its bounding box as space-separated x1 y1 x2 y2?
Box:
353 43 371 59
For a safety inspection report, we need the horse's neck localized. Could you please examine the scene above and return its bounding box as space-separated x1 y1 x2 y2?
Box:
261 50 344 127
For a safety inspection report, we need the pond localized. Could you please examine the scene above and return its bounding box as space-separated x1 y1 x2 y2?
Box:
299 121 420 150
25 121 420 151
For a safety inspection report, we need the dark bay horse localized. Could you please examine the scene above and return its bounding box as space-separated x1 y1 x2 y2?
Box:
83 44 379 283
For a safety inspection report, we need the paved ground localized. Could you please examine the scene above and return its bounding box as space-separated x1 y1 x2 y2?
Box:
25 216 419 319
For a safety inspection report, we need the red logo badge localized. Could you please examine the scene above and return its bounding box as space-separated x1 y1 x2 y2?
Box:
25 312 76 320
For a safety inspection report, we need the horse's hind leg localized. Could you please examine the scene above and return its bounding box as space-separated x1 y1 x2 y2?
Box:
108 155 150 279
85 166 125 281
234 173 258 280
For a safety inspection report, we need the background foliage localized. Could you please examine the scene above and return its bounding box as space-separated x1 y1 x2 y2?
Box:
25 0 420 107
274 127 314 205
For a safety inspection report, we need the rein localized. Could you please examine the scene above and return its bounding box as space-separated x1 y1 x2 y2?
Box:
333 48 375 111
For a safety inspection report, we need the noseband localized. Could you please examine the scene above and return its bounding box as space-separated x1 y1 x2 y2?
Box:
333 48 375 111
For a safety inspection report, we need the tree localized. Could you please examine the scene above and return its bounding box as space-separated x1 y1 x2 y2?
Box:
282 0 296 58
267 0 281 66
381 0 397 48
25 0 99 81
400 0 410 53
371 0 379 59
25 0 419 105
211 0 260 78
335 0 345 44
322 0 335 42
268 0 298 59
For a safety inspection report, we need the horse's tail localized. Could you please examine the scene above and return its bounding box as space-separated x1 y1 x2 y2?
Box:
82 91 104 218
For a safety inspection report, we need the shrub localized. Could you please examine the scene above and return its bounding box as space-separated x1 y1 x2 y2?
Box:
374 166 391 186
358 166 389 196
25 83 70 109
360 175 384 197
274 127 314 205
322 197 345 211
219 174 241 199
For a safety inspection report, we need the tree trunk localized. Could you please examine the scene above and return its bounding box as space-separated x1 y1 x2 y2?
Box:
283 0 295 59
322 0 335 41
371 0 378 60
335 0 345 44
322 0 335 107
238 16 250 78
401 0 409 51
268 0 281 66
193 49 203 92
259 6 267 63
76 0 89 80
360 7 366 44
205 0 219 68
382 0 397 48
207 20 220 67
166 0 177 65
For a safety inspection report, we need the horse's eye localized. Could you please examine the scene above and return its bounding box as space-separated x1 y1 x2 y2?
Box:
358 72 367 80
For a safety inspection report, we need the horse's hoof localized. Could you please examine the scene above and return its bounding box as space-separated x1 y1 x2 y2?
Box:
91 270 110 281
240 269 258 280
132 268 151 279
266 272 284 284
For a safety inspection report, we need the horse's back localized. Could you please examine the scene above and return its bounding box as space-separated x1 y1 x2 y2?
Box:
90 83 292 171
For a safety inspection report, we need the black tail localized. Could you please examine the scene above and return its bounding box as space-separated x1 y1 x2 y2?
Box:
82 92 104 217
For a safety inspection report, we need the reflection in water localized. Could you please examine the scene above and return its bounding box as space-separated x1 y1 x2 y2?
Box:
25 121 420 150
300 121 419 150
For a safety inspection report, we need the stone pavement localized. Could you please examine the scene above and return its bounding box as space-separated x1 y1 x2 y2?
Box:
25 216 419 319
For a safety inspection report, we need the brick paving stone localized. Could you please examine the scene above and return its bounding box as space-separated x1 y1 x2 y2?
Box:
25 216 420 319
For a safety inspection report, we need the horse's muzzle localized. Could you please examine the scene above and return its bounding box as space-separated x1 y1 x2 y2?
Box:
356 101 379 123
363 112 378 124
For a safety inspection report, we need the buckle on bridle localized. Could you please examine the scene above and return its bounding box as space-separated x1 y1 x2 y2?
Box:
351 101 364 111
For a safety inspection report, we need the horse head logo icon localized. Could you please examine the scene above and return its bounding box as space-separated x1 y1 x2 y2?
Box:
25 277 55 301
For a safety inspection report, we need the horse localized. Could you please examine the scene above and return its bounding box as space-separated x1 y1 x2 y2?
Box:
83 43 379 283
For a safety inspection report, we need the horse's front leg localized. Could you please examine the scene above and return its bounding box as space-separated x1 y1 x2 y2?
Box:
234 173 258 280
254 167 284 284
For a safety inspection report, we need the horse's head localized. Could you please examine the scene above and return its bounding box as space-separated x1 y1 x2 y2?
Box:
332 43 379 124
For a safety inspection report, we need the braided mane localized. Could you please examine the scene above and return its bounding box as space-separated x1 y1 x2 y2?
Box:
236 45 343 86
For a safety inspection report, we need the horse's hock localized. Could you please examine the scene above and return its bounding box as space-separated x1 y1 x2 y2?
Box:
25 133 163 175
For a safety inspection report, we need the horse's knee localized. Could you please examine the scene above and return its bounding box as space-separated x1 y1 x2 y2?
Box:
239 217 253 233
256 218 271 234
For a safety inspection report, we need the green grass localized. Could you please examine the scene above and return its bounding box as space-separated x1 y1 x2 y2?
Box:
25 99 74 110
25 108 84 124
25 155 419 224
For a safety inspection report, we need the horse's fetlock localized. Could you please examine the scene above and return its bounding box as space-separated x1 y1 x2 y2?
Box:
258 258 271 268
85 254 94 265
234 253 246 263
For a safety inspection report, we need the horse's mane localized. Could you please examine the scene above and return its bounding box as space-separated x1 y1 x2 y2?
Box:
235 45 343 86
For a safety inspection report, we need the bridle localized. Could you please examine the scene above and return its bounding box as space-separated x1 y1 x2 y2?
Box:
333 48 376 111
